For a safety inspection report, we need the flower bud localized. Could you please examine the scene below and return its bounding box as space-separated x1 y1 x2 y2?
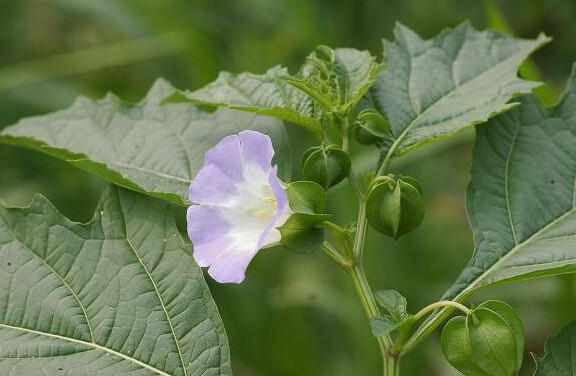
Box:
302 145 351 189
354 109 391 145
365 175 424 239
314 45 335 63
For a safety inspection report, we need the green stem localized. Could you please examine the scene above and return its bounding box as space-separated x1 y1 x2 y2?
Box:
411 300 471 322
327 115 396 374
386 355 400 376
348 263 393 373
399 297 468 356
320 243 350 269
353 204 368 259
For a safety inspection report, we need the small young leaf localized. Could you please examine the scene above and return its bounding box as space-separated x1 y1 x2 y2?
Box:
282 47 383 114
169 66 323 137
375 290 409 321
534 321 576 375
0 186 231 375
171 47 381 138
371 315 399 337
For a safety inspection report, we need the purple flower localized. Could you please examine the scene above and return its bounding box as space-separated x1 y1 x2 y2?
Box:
187 130 291 283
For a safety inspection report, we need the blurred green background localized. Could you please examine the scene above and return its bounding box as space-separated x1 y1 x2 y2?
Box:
1 0 575 375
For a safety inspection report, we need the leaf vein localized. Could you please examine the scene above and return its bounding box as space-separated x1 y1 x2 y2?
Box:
0 323 169 376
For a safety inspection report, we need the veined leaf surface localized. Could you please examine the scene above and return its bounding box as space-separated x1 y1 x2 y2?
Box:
367 22 550 159
0 186 231 375
406 67 576 353
534 321 576 375
169 66 322 136
0 79 288 206
170 48 381 136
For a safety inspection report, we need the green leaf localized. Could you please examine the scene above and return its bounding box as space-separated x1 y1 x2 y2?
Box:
444 67 576 301
370 315 399 337
0 186 231 375
168 66 323 137
534 321 576 375
408 68 576 352
375 290 409 321
170 47 381 137
366 22 550 158
282 47 383 114
0 79 289 206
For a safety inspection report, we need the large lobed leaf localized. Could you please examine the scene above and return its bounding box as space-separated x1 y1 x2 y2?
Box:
407 67 576 352
0 186 231 376
534 321 576 375
0 79 289 206
170 48 381 136
367 22 550 158
447 68 576 298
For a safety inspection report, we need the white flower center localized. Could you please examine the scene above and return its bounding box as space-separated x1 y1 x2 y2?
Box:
254 195 277 217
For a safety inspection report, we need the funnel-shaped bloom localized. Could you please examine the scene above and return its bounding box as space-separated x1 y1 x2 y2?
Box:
187 130 291 283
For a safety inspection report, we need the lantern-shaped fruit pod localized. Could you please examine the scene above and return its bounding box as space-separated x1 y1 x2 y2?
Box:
354 109 391 145
365 175 424 239
301 145 351 189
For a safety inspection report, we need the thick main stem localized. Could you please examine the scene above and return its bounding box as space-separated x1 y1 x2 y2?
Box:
387 354 400 376
348 263 394 374
338 129 397 374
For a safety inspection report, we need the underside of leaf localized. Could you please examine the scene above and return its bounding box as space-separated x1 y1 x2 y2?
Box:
0 79 289 206
367 21 550 158
0 186 231 376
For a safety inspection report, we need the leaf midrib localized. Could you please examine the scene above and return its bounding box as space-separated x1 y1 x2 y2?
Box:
460 149 576 296
383 40 540 159
0 323 170 376
117 197 188 376
0 216 95 343
0 199 189 376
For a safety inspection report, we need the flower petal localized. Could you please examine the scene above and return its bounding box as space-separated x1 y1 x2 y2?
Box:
187 206 230 248
204 134 244 181
255 168 291 249
207 247 256 284
189 164 238 204
186 130 290 284
238 130 275 170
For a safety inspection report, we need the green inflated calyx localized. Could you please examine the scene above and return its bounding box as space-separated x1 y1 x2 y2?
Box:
365 175 424 239
354 109 391 144
279 181 331 254
302 145 351 189
441 300 525 376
